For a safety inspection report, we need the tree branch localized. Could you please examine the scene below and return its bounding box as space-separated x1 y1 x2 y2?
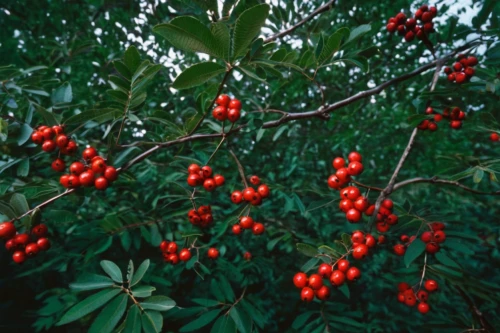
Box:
264 1 336 43
393 177 500 195
229 149 249 188
456 286 495 333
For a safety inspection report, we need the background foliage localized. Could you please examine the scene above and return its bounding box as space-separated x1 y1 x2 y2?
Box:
1 0 500 332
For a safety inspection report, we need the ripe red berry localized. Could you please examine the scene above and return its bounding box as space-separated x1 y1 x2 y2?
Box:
429 6 437 17
227 108 241 122
187 174 202 187
434 114 443 122
424 279 438 292
41 128 55 140
365 234 376 248
82 147 98 161
62 140 78 155
68 174 80 188
252 223 265 235
104 166 118 182
332 157 345 169
166 242 178 254
417 290 429 302
347 161 364 176
187 164 200 174
160 240 169 252
348 151 362 162
346 267 361 281
490 133 500 142
404 31 415 42
415 9 423 19
404 291 417 307
95 177 109 190
5 239 16 251
467 56 478 66
179 249 192 262
91 159 107 174
0 222 16 239
393 244 406 256
365 204 375 216
14 233 30 247
79 170 95 187
464 67 475 77
243 251 252 261
315 285 331 300
346 208 362 223
215 94 230 107
55 134 69 148
433 230 446 243
329 270 345 286
51 158 66 172
257 184 270 198
201 166 212 178
421 11 433 22
211 174 224 187
52 125 64 135
212 106 227 121
198 205 211 215
37 237 51 251
346 187 361 200
25 243 39 256
418 302 430 314
228 99 242 110
301 287 314 302
455 72 467 84
31 131 44 144
239 216 254 229
207 247 219 259
12 251 26 264
423 22 434 33
203 178 216 191
352 244 369 260
381 199 393 210
351 231 365 244
425 242 440 254
243 187 256 201
450 120 462 129
353 196 369 212
318 263 333 278
327 175 342 189
42 140 56 152
232 224 242 235
339 199 354 213
397 292 405 302
386 22 397 33
250 175 260 185
293 272 308 288
231 191 243 204
337 259 350 272
406 18 417 29
200 214 213 227
386 214 399 225
335 167 350 182
69 162 85 175
32 224 48 238
398 282 411 292
395 12 406 24
60 174 70 188
308 274 323 290
167 253 179 265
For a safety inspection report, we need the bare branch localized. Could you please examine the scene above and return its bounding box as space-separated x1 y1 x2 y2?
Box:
229 149 249 188
393 177 500 195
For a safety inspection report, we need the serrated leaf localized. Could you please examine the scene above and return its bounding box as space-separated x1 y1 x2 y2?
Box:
404 239 426 267
173 62 226 90
57 289 121 325
180 309 222 332
131 259 150 286
70 274 115 291
140 296 176 311
296 243 319 257
232 4 270 59
88 293 128 333
64 108 123 125
100 260 123 283
123 305 141 333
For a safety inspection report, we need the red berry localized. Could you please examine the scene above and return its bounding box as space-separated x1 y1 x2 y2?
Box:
308 274 323 290
365 205 375 216
421 11 432 22
332 157 345 169
42 128 55 140
397 24 406 36
42 140 56 152
12 251 26 264
201 166 213 178
200 214 213 227
393 244 406 256
250 192 262 206
424 279 438 292
318 263 333 278
187 164 200 174
293 272 308 288
227 109 241 123
5 239 16 251
398 282 411 292
68 175 80 188
14 233 30 247
417 290 429 302
348 152 362 162
82 147 98 161
386 214 399 225
166 242 178 254
337 259 350 272
51 158 66 172
346 208 362 223
159 240 169 252
327 175 342 189
365 234 376 248
423 22 434 33
404 31 415 42
447 72 456 82
60 174 70 188
406 18 417 30
102 166 117 182
79 170 95 187
404 290 417 307
91 159 107 174
346 186 361 200
347 161 364 176
215 94 230 107
450 120 462 129
32 224 48 238
198 205 211 214
179 249 192 262
339 199 354 213
95 177 109 190
61 140 78 155
386 22 397 33
425 242 440 254
395 12 406 24
415 9 423 19
257 184 270 198
212 106 227 121
346 267 361 281
232 224 242 235
167 253 179 265
351 231 365 244
69 162 85 175
315 285 331 300
0 222 16 239
243 251 252 261
397 292 405 302
203 178 216 191
455 72 467 84
25 243 39 256
329 270 345 286
352 244 369 260
353 196 368 212
467 56 478 66
429 6 437 17
207 247 219 259
228 99 242 110
52 125 64 135
187 174 202 187
335 167 350 182
242 187 256 201
464 67 475 77
381 199 393 210
37 238 51 251
490 133 500 142
240 216 254 229
252 223 265 235
433 230 446 243
55 134 69 148
418 302 430 314
250 175 260 185
300 287 314 302
31 131 44 144
231 191 243 204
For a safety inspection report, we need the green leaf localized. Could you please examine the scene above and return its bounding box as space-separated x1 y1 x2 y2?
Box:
301 257 320 272
88 294 128 333
123 305 141 333
64 108 123 125
127 260 134 284
338 283 350 299
229 306 251 333
100 260 123 283
341 233 352 247
340 56 369 73
210 279 225 302
473 168 484 183
218 276 235 302
435 252 461 269
124 45 141 73
131 259 150 286
173 62 226 90
296 243 318 257
211 22 230 61
18 123 33 146
318 32 342 64
113 61 132 80
344 24 371 46
180 309 222 332
232 4 270 59
191 298 221 307
10 193 29 216
404 239 426 267
292 311 316 330
131 286 156 298
211 314 236 333
109 75 131 92
57 288 121 325
153 17 223 58
267 234 285 251
141 310 163 333
318 245 343 257
51 82 73 104
131 60 152 83
33 103 58 126
0 202 17 219
16 158 29 177
70 274 115 291
140 296 176 311
315 33 324 60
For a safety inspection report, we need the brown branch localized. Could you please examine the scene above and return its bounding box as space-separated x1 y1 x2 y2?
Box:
456 286 495 333
264 1 336 43
393 177 500 195
14 189 75 222
229 149 249 188
351 180 383 192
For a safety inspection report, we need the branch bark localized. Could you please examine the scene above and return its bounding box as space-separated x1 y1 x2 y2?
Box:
392 177 500 195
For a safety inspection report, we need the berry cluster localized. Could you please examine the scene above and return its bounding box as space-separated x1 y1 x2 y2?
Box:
59 148 118 190
418 106 466 131
351 230 377 259
160 240 192 264
491 133 500 142
212 94 242 123
186 164 225 191
31 125 77 155
397 280 438 314
338 186 373 223
386 5 437 43
444 54 478 84
188 205 214 228
394 222 446 256
327 151 364 190
0 221 51 264
232 216 265 236
374 199 399 233
231 175 270 206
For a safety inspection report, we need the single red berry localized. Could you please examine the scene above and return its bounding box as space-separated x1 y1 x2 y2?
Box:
82 147 98 161
31 131 44 144
5 239 16 251
228 99 242 110
159 240 169 252
386 22 397 33
300 287 314 302
365 204 375 216
42 140 56 152
429 6 437 17
318 263 333 278
490 133 500 142
381 199 393 210
423 22 434 33
232 224 242 235
327 175 342 189
404 31 415 42
365 234 376 248
79 170 95 187
386 214 399 225
467 56 478 66
447 73 456 82
14 233 30 247
352 244 369 260
398 282 411 292
252 222 265 235
433 230 446 243
25 243 39 257
401 235 410 243
198 205 211 214
227 109 241 123
69 162 85 175
91 159 107 174
425 242 440 254
346 267 361 281
293 272 308 288
0 222 16 239
351 230 365 244
405 18 417 29
240 216 254 229
41 128 55 140
335 167 351 182
315 285 331 301
242 187 256 201
51 158 66 172
417 290 429 302
200 214 213 227
60 174 70 188
348 161 364 176
201 166 213 178
12 251 26 264
52 125 64 135
179 249 192 262
346 208 362 223
37 237 51 251
215 94 230 107
339 199 354 213
62 140 78 155
249 175 260 185
433 114 443 122
187 164 200 174
337 259 350 272
167 253 179 265
243 251 252 261
55 134 69 148
332 157 345 169
393 244 406 256
421 11 432 22
464 66 475 77
404 291 417 307
397 292 405 303
207 247 219 259
68 174 81 188
418 302 430 314
203 178 216 191
103 166 118 182
95 177 109 190
348 152 362 162
346 186 361 200
308 274 323 290
166 242 178 254
257 184 270 198
250 192 262 206
212 106 227 121
231 191 243 204
450 120 462 129
32 224 48 238
424 279 438 292
455 72 467 84
187 173 202 187
213 174 225 187
329 270 345 286
395 12 406 24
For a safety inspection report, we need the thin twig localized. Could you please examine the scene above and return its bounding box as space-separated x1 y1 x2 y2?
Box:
229 149 249 188
14 189 75 221
351 180 383 192
205 135 227 166
456 287 495 333
393 177 500 195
